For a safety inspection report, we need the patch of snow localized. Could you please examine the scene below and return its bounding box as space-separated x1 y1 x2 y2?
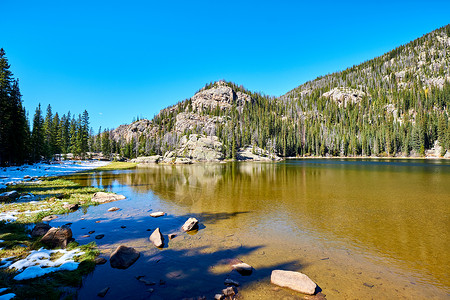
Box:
2 247 84 281
0 212 17 223
0 293 15 300
0 288 8 294
0 160 109 187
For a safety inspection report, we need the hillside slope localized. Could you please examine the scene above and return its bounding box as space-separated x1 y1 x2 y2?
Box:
103 24 450 161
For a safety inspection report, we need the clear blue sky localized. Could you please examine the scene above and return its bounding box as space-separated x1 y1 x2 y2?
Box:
2 0 449 131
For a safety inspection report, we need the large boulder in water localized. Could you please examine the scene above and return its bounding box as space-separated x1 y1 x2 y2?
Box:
92 192 126 204
41 227 72 248
271 270 317 295
110 245 140 269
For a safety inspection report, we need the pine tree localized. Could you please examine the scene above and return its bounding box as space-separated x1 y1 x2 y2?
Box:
31 104 45 161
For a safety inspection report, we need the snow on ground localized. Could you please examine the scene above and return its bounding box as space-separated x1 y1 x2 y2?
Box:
0 160 110 188
0 293 15 300
0 247 85 281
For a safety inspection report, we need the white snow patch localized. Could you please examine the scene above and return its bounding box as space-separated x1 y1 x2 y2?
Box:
1 247 84 281
0 293 15 300
0 212 17 223
0 160 109 187
0 288 8 294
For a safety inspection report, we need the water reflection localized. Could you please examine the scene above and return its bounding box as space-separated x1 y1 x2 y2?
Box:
70 160 450 289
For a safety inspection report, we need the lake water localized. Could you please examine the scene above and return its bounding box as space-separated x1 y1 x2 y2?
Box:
55 159 449 299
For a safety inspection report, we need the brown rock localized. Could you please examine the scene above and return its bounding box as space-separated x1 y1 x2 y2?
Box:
150 211 165 217
63 203 79 211
232 262 253 276
42 215 58 222
182 217 199 232
95 234 105 239
88 230 95 234
168 233 177 239
110 245 140 269
41 227 73 248
149 228 164 248
107 207 120 212
91 192 126 204
30 223 51 237
95 257 107 265
222 286 236 297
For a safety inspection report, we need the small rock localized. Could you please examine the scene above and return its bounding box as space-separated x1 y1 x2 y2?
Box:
81 235 90 238
232 263 253 276
271 270 317 295
139 278 156 285
222 286 236 297
110 245 140 269
97 287 109 297
214 294 224 300
150 211 165 217
224 278 240 286
146 288 154 293
121 225 126 228
23 175 31 179
42 215 58 222
88 231 95 234
363 283 374 288
30 223 51 237
63 203 79 211
92 192 126 204
149 228 164 248
95 220 101 223
108 207 120 212
63 223 72 228
168 233 177 239
146 228 151 231
41 227 73 248
95 234 105 239
95 257 107 265
182 217 199 232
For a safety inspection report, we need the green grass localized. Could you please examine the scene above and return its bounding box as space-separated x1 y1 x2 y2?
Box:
0 177 110 299
92 161 136 171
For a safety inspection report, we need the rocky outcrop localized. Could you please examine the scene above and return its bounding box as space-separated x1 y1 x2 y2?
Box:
91 192 126 204
271 270 317 295
41 227 73 248
110 119 157 143
237 146 281 161
322 87 366 107
131 155 162 164
176 134 223 162
192 81 250 113
175 112 227 136
110 245 140 269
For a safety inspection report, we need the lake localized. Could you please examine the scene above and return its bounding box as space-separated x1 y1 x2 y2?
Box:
54 159 449 299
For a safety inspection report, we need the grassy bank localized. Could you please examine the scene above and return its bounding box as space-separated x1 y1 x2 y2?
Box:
91 161 136 171
0 177 105 299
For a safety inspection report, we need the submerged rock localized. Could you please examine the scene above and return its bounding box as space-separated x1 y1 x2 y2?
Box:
91 192 126 204
97 287 109 297
95 257 107 265
95 234 105 239
110 245 140 269
232 262 253 276
30 223 51 237
149 228 164 248
41 227 72 248
182 218 199 232
271 270 317 295
107 207 120 212
224 278 240 286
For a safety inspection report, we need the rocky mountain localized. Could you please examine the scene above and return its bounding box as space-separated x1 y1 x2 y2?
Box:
106 24 450 162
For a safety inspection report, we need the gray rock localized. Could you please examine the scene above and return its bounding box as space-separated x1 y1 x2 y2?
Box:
149 228 164 248
30 223 52 237
110 245 140 269
41 227 72 248
182 217 199 232
224 278 240 286
131 155 162 164
95 257 107 265
42 215 58 222
168 233 177 239
232 262 253 276
270 270 317 295
222 286 236 297
214 294 224 300
107 207 120 212
97 287 109 297
91 192 126 204
63 203 79 211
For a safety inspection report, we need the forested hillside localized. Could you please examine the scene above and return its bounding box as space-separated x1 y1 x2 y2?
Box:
105 24 450 160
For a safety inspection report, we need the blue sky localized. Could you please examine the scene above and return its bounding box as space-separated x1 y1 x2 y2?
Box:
2 0 449 130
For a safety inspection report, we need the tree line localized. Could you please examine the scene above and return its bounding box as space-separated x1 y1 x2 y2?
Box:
0 48 91 166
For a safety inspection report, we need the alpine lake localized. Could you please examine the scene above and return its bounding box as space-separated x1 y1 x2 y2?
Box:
51 159 449 299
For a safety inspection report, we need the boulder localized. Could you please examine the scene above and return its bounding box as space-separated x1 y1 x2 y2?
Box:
41 227 73 248
150 211 165 217
149 228 164 248
23 175 31 179
95 257 107 265
110 245 140 269
175 157 192 164
0 191 19 202
175 134 224 162
107 207 120 212
182 217 199 232
42 215 58 222
63 203 79 211
222 286 236 297
232 262 253 276
270 270 317 295
30 223 52 237
91 192 126 204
